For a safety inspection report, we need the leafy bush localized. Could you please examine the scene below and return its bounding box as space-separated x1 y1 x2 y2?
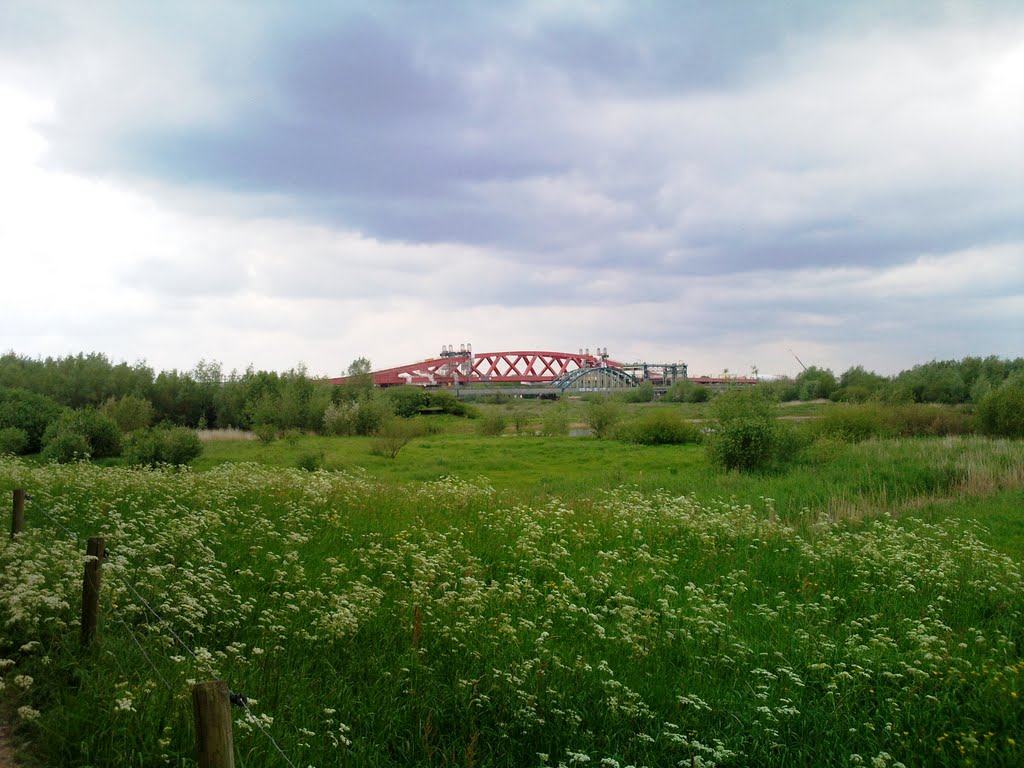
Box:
385 387 430 418
122 426 204 467
369 418 422 459
584 398 621 439
705 387 786 472
0 388 64 453
295 451 324 471
508 408 531 435
161 428 204 465
619 410 700 445
975 382 1024 438
41 432 91 463
620 381 655 403
428 390 470 417
253 423 278 443
0 427 28 456
42 408 121 458
478 411 508 437
541 406 570 437
100 394 155 433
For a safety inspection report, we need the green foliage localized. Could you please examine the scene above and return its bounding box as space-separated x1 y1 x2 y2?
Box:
0 427 29 455
796 366 837 400
705 387 786 472
619 380 655 403
507 407 531 435
541 405 570 436
618 409 700 445
295 451 325 472
343 356 374 396
477 410 508 436
42 408 121 458
975 381 1024 438
888 404 974 437
40 431 92 463
369 417 422 458
385 386 430 417
322 396 396 437
100 394 155 432
122 426 204 467
811 403 891 442
253 423 278 443
584 397 621 438
0 388 64 453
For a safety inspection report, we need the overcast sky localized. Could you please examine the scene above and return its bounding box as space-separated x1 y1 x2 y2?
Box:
1 1 1022 378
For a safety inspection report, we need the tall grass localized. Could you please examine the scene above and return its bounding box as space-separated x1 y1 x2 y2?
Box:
1 451 1022 766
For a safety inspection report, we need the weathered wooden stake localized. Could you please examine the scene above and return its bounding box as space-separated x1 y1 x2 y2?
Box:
11 488 25 538
193 680 235 768
80 536 105 647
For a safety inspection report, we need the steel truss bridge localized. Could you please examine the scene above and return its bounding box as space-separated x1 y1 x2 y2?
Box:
331 348 718 393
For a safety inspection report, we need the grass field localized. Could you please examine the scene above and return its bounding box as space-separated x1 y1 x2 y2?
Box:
1 423 1023 766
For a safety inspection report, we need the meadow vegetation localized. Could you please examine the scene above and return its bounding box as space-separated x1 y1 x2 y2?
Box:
2 352 1024 766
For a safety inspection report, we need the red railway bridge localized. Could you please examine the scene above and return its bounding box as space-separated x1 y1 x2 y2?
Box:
331 346 756 393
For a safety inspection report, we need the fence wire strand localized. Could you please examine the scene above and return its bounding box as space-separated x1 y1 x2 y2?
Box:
110 610 177 695
24 495 80 541
11 489 305 768
239 699 300 768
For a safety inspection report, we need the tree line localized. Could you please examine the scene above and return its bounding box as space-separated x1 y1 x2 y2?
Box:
1 351 1022 461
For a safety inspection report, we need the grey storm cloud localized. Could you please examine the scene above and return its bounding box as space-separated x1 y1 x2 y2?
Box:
2 0 1022 376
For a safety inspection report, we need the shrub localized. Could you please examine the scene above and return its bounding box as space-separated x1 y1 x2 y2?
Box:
322 402 354 436
296 451 324 472
541 406 570 437
253 423 278 443
0 427 28 456
428 390 470 417
619 410 700 445
478 411 508 437
385 387 430 418
976 382 1024 438
369 418 422 459
705 387 785 472
161 428 204 465
42 408 121 458
620 381 655 403
0 388 64 453
584 398 621 439
508 408 531 435
352 398 391 436
41 432 91 463
123 426 204 467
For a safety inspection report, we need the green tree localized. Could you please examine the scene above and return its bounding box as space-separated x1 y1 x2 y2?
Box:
0 389 65 453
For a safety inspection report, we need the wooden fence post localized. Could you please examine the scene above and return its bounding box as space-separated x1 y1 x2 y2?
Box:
80 536 105 647
11 488 24 538
193 680 235 768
